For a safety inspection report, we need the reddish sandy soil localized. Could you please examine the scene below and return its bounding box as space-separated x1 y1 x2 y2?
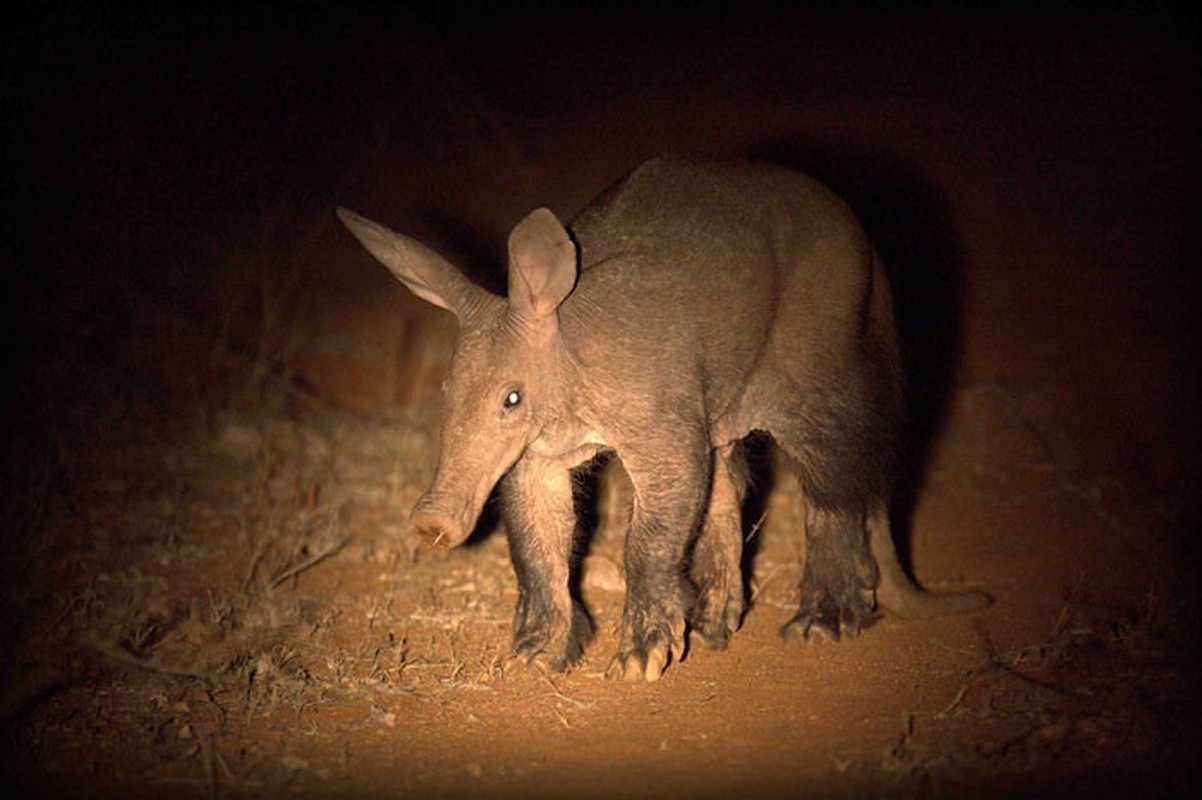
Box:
4 7 1198 798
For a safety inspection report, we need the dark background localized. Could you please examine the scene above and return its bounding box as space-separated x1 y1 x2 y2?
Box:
8 0 1197 534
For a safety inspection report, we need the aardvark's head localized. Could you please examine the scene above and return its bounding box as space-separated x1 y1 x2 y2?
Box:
337 206 578 547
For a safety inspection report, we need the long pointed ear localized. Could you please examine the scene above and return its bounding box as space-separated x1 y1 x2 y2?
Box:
337 207 482 316
506 208 577 322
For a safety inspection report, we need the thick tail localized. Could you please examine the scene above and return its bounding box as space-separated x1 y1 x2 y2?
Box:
869 511 992 619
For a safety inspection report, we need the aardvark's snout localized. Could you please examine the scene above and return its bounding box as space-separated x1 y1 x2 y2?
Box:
411 511 462 550
411 493 474 550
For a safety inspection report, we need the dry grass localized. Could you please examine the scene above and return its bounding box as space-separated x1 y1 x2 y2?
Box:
1 383 509 794
4 367 1195 797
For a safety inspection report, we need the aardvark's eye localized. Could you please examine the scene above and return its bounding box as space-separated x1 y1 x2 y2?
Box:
503 389 522 409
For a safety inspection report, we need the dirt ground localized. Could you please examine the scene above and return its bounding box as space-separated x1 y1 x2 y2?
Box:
4 6 1199 798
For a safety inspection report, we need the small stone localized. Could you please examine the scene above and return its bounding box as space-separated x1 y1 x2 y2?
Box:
581 555 625 593
212 421 262 461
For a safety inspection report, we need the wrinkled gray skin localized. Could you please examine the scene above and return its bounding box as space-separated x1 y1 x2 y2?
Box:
337 155 990 682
